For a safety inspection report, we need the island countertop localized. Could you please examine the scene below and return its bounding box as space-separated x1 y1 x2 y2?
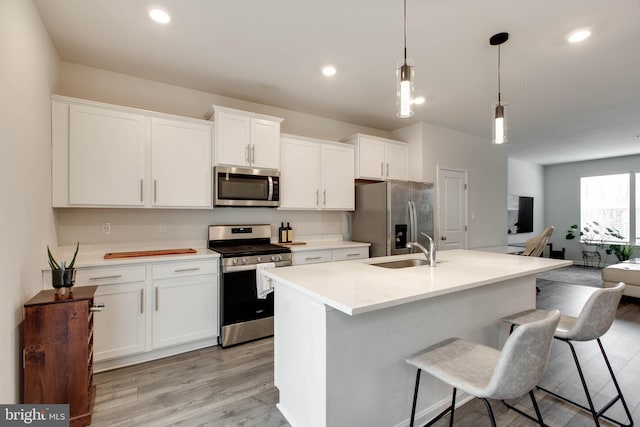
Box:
262 249 571 316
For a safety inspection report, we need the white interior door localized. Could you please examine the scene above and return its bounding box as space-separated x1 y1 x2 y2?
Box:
437 167 468 249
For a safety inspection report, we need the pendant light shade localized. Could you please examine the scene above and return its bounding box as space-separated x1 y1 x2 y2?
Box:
490 32 509 144
396 0 414 118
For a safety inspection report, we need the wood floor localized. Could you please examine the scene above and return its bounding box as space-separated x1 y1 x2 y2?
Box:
91 277 640 426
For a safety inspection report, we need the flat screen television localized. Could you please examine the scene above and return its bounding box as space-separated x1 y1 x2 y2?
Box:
507 194 533 234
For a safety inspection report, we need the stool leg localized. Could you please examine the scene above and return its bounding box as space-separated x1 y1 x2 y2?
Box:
410 369 421 427
596 338 634 427
449 388 457 427
529 390 545 427
479 398 497 427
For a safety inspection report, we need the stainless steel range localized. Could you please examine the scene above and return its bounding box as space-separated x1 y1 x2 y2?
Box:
208 224 291 347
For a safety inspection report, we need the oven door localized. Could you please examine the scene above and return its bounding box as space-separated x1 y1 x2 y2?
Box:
219 264 280 347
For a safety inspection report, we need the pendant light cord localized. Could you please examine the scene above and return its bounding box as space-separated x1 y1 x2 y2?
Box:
497 44 501 104
403 0 407 64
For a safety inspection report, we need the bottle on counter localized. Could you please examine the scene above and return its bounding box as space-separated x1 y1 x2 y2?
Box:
279 222 286 243
286 222 293 243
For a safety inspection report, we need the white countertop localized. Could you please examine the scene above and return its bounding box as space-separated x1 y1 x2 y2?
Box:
283 240 370 252
262 249 571 316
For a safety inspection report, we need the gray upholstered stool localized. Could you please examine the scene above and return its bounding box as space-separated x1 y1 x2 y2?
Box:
502 282 633 427
406 310 560 427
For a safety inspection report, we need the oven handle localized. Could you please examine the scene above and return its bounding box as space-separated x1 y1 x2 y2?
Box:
223 260 291 273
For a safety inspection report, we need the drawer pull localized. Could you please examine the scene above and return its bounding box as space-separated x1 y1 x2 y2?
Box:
305 256 322 261
140 289 144 314
174 267 200 273
89 275 123 281
155 288 159 311
90 303 105 313
346 253 361 257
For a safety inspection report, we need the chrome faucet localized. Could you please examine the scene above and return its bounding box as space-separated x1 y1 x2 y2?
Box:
406 232 437 267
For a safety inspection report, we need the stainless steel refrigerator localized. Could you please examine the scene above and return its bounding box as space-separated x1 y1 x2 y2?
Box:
351 181 434 258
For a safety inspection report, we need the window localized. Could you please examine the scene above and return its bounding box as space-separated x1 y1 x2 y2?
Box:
637 173 640 244
580 173 630 243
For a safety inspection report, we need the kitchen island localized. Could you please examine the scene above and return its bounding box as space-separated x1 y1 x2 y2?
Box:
262 249 571 427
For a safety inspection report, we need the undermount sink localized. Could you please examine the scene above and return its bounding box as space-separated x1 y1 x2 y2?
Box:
370 259 430 269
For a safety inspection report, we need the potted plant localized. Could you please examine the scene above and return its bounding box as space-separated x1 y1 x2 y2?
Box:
565 221 607 251
602 227 637 262
48 242 79 292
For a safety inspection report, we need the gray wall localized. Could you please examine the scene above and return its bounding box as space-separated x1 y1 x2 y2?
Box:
0 0 59 403
508 158 544 245
545 154 640 264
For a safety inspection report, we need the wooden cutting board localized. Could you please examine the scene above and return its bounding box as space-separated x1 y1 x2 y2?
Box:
104 248 197 259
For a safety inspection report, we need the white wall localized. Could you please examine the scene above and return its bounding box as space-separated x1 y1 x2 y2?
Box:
393 122 508 249
545 154 640 264
507 158 544 245
0 0 59 403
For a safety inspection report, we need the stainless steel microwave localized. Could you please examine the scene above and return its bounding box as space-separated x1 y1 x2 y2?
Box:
214 166 280 207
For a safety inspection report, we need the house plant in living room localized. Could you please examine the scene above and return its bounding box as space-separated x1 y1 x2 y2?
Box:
47 242 79 294
602 227 637 262
565 221 608 251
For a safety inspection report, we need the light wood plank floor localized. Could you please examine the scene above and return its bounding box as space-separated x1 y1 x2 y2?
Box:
91 278 640 426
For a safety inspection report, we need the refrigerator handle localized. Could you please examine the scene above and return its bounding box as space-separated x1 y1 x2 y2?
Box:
410 201 418 241
407 201 415 242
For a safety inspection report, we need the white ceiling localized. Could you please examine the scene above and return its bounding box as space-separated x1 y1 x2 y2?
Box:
33 0 640 165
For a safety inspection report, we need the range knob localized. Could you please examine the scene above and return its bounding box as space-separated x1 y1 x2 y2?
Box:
256 256 262 263
270 255 276 261
277 255 283 261
242 258 248 264
232 259 238 265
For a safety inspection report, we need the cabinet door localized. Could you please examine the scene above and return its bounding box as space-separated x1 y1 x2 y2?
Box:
151 118 212 207
385 142 409 181
250 118 280 169
69 104 146 205
215 111 251 166
153 275 218 349
93 282 146 361
356 137 385 180
280 137 320 209
320 144 354 210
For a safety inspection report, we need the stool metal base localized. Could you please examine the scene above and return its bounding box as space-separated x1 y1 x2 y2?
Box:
536 337 634 427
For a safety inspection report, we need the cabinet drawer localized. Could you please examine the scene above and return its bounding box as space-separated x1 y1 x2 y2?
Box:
151 259 218 280
292 250 332 265
76 265 146 286
332 247 369 261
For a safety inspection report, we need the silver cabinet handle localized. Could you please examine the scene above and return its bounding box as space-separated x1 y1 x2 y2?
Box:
140 288 144 314
155 287 159 311
245 144 250 163
323 190 326 206
386 163 390 177
305 256 322 261
251 145 255 164
346 253 361 257
174 267 200 273
380 162 384 176
153 180 157 203
140 179 144 202
89 274 122 281
316 189 319 206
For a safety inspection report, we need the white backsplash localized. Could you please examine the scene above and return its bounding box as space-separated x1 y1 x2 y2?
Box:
54 208 351 248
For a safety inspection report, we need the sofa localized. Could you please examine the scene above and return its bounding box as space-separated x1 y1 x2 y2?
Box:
602 262 640 298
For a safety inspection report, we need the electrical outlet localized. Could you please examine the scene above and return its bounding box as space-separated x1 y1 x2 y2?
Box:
103 222 111 234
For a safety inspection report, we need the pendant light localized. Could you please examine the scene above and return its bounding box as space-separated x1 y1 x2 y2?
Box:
396 0 414 118
490 32 509 144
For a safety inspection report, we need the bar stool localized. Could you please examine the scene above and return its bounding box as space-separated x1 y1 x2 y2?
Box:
502 282 633 427
406 310 560 427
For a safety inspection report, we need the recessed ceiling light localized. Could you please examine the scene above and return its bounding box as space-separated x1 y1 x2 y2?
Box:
149 8 171 24
412 96 425 105
322 66 336 77
568 29 591 43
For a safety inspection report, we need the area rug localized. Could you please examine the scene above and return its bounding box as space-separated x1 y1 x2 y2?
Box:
537 265 603 288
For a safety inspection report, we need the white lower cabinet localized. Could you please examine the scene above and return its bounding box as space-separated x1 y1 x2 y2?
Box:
292 246 369 265
152 272 218 349
72 257 218 367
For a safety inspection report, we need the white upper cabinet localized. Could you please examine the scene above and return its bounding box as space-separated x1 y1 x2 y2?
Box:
280 135 354 211
52 96 213 208
346 134 409 181
207 105 283 170
150 118 212 207
68 104 146 206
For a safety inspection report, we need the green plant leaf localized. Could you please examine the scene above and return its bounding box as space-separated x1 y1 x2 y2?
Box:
47 245 60 270
68 241 80 269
